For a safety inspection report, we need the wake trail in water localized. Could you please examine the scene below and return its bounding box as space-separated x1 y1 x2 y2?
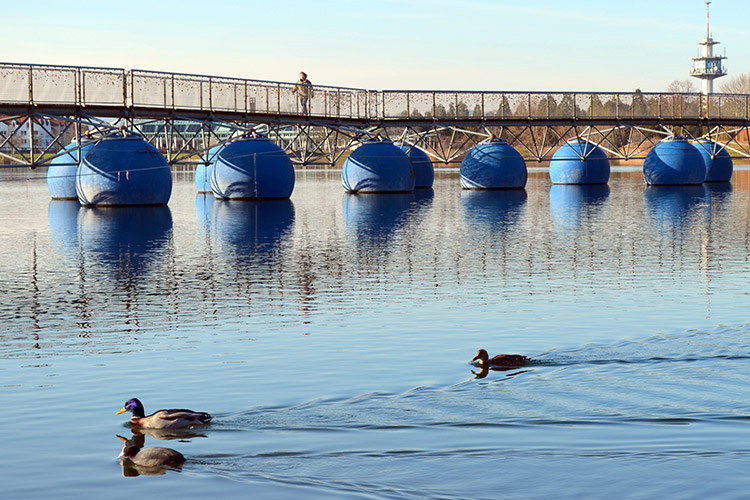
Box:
215 324 750 434
529 323 750 367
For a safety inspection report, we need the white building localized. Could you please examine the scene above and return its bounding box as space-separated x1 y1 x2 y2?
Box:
0 118 73 152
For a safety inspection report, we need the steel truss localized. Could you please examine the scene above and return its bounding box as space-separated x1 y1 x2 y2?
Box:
388 123 750 164
2 112 750 169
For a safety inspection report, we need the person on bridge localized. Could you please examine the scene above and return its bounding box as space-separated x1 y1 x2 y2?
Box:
290 71 313 115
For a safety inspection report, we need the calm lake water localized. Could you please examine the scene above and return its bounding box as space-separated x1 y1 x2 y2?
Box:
3 167 750 499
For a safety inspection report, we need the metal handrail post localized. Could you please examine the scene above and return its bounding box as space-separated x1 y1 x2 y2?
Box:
77 69 83 106
75 68 80 106
547 95 551 118
208 77 213 112
658 94 662 119
28 66 33 106
527 93 531 120
171 74 175 111
127 70 133 107
616 93 619 118
716 94 720 119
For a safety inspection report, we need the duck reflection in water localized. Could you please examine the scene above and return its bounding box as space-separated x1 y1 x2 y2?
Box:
471 364 532 379
130 426 207 441
117 434 185 477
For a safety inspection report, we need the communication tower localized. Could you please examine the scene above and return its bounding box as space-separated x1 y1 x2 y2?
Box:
689 1 727 95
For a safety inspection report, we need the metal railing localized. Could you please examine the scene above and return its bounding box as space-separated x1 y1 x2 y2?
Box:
0 62 379 120
380 90 750 121
2 62 750 122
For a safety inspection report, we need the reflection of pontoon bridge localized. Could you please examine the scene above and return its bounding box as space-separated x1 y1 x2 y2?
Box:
136 120 236 152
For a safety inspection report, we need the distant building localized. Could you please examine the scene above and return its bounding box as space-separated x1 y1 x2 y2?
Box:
690 1 727 95
0 117 76 152
136 120 236 151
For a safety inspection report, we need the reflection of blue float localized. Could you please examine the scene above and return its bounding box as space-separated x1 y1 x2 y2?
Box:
413 187 434 207
212 199 295 252
395 143 434 188
47 200 81 258
211 138 294 199
549 184 610 229
692 140 733 182
343 193 414 241
704 181 732 195
76 135 172 206
47 140 96 199
549 141 610 185
644 185 707 228
77 206 173 270
195 145 222 193
643 138 706 186
460 139 526 189
461 189 527 231
195 194 215 236
342 141 415 193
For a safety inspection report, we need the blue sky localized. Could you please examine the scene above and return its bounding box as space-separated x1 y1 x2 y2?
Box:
6 0 749 91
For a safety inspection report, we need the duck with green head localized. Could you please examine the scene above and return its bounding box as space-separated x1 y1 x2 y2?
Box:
116 398 212 429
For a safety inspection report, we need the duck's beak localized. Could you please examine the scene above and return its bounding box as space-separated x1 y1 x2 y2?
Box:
116 435 128 443
116 407 127 415
471 355 480 362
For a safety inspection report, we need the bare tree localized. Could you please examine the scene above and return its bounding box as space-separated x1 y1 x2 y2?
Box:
719 73 750 94
667 79 697 93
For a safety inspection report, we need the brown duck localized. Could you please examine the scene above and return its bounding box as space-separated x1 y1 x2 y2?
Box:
472 349 530 368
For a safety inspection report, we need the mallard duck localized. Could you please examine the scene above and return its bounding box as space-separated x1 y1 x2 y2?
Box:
472 349 530 368
116 398 212 429
117 435 185 468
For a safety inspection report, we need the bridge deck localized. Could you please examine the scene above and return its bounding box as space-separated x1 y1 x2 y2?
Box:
2 62 750 166
1 62 749 126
